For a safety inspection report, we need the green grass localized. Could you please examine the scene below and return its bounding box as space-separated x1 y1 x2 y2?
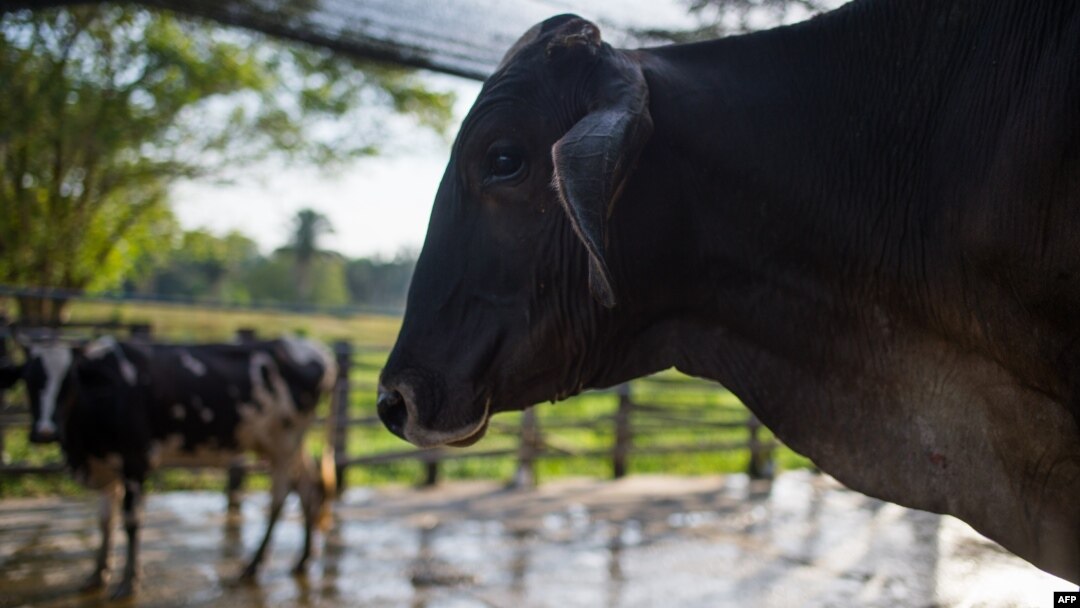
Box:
65 299 403 347
0 299 813 496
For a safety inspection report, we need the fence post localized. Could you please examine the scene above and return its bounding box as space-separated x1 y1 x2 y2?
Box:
0 316 9 464
226 328 257 513
225 462 246 515
613 383 633 479
331 340 352 496
422 458 440 487
235 327 257 344
747 414 774 479
128 323 152 342
0 315 8 413
512 409 540 489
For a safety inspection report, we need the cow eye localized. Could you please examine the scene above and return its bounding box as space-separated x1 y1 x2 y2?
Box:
484 146 526 182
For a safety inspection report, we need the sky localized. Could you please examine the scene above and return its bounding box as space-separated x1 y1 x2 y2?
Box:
169 0 824 259
172 75 482 259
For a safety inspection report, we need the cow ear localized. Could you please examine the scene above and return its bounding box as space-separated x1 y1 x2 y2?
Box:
550 38 652 309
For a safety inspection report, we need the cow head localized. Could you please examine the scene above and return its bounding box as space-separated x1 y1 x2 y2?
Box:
17 336 139 444
378 15 655 447
21 342 77 444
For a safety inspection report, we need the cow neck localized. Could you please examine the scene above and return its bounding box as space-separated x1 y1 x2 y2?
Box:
626 0 1054 362
635 0 1021 237
607 1 1080 582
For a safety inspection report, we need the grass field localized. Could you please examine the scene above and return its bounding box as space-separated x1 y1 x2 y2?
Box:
65 299 404 347
0 299 812 496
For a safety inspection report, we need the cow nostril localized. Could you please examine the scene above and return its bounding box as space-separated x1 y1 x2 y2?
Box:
377 388 408 440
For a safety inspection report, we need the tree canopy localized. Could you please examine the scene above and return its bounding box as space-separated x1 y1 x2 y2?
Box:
130 224 414 313
275 208 336 303
0 4 454 322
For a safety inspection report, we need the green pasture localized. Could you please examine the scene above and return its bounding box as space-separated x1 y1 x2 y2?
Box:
0 300 812 496
63 300 403 347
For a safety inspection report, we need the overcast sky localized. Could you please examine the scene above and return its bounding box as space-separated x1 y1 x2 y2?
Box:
170 0 823 258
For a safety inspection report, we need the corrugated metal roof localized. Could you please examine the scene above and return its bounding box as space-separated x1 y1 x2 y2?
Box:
5 0 692 80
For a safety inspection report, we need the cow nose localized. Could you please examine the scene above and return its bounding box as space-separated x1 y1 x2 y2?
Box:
377 387 408 440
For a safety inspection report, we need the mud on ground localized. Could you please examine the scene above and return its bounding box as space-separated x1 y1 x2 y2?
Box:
0 471 1071 607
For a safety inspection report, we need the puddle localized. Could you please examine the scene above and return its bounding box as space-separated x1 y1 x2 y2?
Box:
0 472 1071 607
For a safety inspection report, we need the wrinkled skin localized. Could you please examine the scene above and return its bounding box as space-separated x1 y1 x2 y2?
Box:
379 1 1080 583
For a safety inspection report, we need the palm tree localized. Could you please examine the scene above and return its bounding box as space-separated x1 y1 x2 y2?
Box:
280 208 335 303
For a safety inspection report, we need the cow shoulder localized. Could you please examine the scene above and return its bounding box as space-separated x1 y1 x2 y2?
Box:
80 336 141 387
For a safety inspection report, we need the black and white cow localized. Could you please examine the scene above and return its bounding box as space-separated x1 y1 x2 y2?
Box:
0 335 337 599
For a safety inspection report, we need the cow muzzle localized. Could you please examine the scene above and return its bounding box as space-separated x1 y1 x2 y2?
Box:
376 384 491 448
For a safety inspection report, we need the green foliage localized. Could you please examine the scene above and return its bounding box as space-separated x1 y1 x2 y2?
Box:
245 250 349 309
345 252 416 310
306 255 349 308
139 228 259 303
275 207 337 304
242 253 292 304
120 220 415 312
0 5 454 322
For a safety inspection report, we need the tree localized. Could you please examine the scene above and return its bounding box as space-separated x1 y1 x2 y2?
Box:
276 207 334 303
345 249 417 311
0 5 454 323
244 251 348 310
138 229 260 303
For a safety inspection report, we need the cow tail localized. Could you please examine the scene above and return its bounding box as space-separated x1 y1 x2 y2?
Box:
317 356 340 532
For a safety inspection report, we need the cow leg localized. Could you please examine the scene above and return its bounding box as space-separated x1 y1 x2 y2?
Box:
293 490 314 576
292 462 321 575
109 478 143 600
81 482 120 591
240 463 290 581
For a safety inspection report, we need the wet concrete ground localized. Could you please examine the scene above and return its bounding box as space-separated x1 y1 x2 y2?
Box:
0 471 1072 607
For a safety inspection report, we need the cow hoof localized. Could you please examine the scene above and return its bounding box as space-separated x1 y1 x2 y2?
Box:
107 580 136 601
78 572 105 592
238 565 259 585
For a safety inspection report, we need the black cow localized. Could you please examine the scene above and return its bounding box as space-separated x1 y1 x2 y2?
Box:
378 3 1080 584
1 335 337 599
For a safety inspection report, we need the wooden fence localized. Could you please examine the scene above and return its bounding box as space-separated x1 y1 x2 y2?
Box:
0 321 777 492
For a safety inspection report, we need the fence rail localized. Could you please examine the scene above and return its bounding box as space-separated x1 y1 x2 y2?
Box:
0 321 778 490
